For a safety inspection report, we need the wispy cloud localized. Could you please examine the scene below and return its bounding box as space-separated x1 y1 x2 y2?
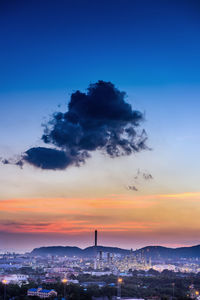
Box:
0 192 200 238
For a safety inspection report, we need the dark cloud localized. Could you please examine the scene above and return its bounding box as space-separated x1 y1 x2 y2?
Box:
143 172 153 180
23 147 72 170
1 158 23 169
3 81 148 170
15 160 24 168
127 185 138 191
2 159 9 165
126 169 153 191
134 169 153 181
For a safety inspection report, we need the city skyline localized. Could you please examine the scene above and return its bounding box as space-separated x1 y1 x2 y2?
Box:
1 0 200 252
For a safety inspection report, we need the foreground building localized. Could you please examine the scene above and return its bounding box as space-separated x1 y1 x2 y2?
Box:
1 274 28 285
27 287 57 298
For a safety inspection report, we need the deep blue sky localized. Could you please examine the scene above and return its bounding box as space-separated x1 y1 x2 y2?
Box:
1 0 200 93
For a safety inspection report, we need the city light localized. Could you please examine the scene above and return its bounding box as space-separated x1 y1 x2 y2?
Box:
62 278 68 284
118 277 123 284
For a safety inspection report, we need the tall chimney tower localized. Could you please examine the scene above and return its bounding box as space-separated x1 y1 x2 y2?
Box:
95 230 98 247
94 230 98 270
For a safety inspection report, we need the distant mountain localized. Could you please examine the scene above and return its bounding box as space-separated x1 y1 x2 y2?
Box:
31 245 130 257
31 244 200 260
83 246 129 256
31 246 82 257
135 244 200 260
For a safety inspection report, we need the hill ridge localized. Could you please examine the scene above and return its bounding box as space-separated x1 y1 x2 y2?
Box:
31 244 200 259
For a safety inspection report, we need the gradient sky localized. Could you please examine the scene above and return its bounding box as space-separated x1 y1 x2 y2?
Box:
1 0 200 252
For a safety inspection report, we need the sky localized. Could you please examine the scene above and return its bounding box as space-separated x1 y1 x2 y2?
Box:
0 0 200 252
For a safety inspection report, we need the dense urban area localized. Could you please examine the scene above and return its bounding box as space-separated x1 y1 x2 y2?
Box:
1 232 200 300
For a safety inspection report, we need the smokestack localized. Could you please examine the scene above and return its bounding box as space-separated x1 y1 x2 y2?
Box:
95 230 97 247
94 230 98 270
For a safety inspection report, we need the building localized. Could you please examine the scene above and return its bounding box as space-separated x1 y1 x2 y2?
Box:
1 274 28 285
189 284 200 299
27 287 57 298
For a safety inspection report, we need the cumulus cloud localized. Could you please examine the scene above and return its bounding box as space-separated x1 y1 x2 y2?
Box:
3 81 148 170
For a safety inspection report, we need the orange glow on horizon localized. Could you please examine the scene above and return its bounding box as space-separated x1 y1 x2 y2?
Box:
0 192 200 240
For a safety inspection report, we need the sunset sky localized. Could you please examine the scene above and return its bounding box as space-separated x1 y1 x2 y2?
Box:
1 0 200 252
